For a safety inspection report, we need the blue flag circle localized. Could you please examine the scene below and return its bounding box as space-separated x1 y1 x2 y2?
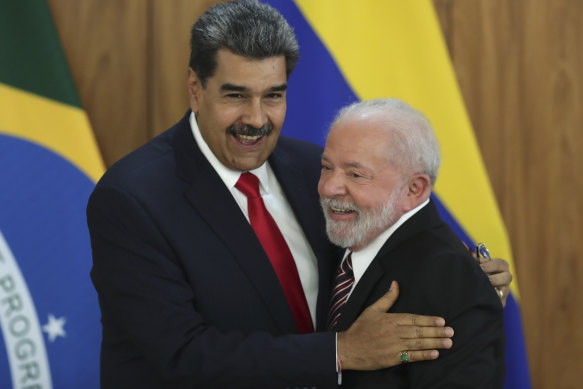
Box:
0 134 100 388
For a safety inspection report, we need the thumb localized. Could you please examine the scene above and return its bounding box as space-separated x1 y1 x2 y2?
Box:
367 281 399 313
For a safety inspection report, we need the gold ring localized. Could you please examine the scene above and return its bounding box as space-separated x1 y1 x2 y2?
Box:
400 351 409 363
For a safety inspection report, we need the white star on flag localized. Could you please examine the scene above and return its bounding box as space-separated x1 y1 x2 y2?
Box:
42 314 67 342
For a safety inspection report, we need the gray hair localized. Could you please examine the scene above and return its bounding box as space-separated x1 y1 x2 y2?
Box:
189 0 300 87
332 98 441 186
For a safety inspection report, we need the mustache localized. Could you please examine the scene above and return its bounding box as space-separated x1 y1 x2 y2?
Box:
226 123 273 137
320 197 361 215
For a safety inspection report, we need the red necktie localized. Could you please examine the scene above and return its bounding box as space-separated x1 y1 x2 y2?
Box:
327 253 354 330
236 172 314 333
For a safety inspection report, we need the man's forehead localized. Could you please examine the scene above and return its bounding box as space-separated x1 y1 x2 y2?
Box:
329 121 387 146
322 148 376 171
207 49 287 89
324 126 392 166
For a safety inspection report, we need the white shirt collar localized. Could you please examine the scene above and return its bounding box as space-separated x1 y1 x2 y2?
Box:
189 112 270 191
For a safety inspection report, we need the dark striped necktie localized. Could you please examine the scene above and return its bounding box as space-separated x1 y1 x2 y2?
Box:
327 253 354 330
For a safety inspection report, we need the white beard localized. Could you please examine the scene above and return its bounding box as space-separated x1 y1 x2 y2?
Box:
320 186 403 249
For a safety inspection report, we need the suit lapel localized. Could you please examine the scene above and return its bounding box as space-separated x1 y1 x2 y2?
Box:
336 200 443 330
172 115 297 334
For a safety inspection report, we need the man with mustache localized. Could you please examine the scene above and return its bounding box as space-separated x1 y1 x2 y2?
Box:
87 1 510 388
319 98 505 388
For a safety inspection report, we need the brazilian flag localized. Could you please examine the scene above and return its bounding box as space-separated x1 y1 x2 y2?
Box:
0 1 103 387
266 1 531 388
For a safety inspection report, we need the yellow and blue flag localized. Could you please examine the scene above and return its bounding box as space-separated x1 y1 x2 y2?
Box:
267 1 531 387
0 1 103 387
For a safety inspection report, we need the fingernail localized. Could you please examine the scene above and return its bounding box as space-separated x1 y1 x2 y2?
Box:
444 339 453 347
436 317 445 326
445 327 454 337
430 350 439 359
389 280 398 292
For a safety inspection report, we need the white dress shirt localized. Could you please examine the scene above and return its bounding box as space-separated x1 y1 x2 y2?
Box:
189 113 319 326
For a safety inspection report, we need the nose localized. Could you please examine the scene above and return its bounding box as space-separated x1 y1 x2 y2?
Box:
242 98 267 129
318 169 347 199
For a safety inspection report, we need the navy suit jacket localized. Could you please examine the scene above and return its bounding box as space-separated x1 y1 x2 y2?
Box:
87 112 341 388
337 201 505 388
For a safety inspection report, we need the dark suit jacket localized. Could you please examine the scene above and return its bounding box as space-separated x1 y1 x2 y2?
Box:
337 200 505 388
87 112 341 388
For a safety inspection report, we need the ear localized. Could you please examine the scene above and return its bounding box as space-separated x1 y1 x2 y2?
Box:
402 173 431 211
187 67 203 113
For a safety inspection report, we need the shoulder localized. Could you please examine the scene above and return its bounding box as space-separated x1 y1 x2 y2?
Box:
96 115 190 192
87 115 195 220
274 135 323 160
269 135 323 183
387 221 500 315
399 225 487 287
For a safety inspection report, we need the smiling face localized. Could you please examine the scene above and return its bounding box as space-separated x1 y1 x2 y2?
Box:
187 49 287 171
318 113 410 251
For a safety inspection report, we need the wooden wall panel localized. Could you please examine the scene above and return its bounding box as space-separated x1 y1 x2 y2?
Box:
433 0 454 49
149 0 220 137
48 1 583 388
434 1 583 388
47 0 149 167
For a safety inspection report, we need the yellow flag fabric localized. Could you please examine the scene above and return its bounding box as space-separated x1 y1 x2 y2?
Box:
0 83 103 182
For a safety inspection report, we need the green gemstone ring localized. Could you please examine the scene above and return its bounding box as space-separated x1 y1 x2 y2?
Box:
400 351 409 363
